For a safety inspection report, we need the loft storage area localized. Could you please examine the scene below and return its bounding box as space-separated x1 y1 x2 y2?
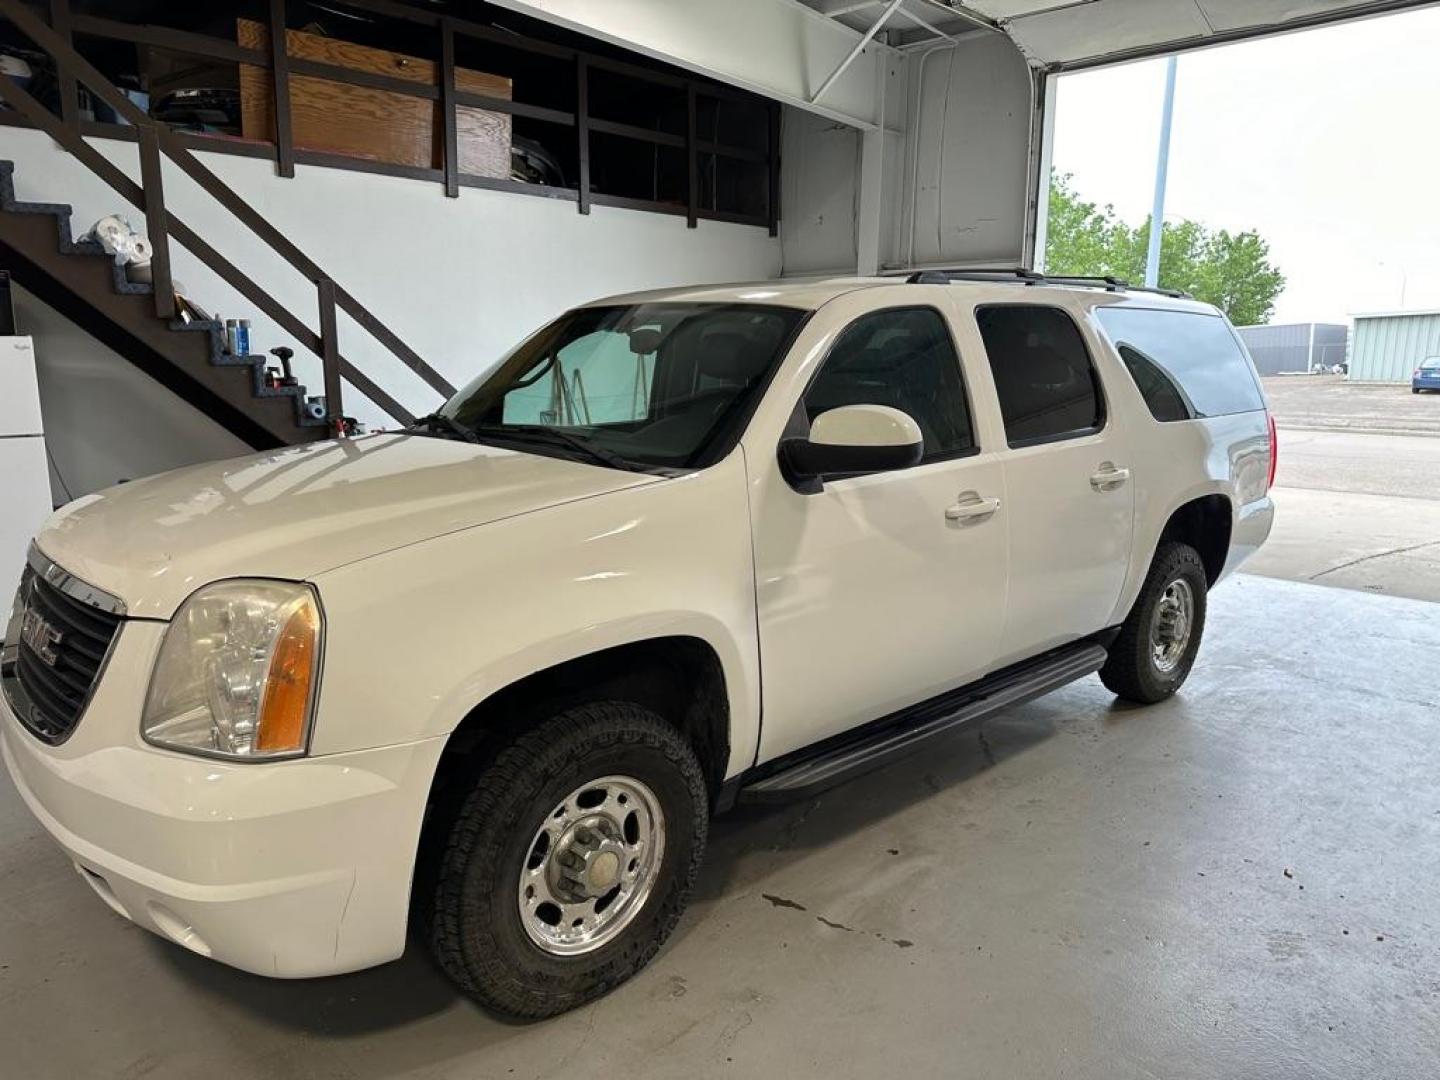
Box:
0 0 779 229
234 17 515 179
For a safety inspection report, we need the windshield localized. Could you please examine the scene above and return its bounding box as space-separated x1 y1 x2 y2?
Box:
434 303 806 470
1422 358 1440 371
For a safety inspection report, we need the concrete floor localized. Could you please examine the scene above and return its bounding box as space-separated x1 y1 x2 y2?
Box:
3 573 1439 1079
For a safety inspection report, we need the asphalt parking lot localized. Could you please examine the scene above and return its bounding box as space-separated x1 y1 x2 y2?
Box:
1245 376 1440 602
1262 374 1440 438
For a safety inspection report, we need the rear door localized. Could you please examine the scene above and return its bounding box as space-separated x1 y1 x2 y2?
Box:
968 301 1136 665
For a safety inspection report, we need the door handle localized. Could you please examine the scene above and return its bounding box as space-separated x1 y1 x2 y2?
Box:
945 494 1002 522
1090 464 1131 491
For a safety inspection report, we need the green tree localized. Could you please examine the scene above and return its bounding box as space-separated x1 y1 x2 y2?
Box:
1044 173 1285 326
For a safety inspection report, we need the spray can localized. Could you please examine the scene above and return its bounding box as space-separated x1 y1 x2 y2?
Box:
235 319 251 357
224 319 238 355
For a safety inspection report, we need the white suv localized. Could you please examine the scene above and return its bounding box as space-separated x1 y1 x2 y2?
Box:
1 272 1275 1017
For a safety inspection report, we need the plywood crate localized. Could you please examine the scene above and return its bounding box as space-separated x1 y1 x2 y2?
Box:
238 19 511 177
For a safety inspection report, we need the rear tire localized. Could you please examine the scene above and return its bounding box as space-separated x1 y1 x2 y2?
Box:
1100 542 1209 704
427 702 709 1018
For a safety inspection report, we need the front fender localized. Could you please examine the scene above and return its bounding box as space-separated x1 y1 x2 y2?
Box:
306 454 761 775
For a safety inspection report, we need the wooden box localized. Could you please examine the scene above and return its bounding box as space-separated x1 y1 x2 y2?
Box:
237 19 511 177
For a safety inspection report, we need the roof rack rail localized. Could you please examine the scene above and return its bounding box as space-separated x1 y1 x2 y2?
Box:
895 267 1190 300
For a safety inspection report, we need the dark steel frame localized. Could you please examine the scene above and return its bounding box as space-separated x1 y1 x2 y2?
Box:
0 0 783 434
8 0 781 235
0 0 470 428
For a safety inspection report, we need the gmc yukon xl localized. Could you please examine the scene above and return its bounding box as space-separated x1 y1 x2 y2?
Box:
2 272 1275 1017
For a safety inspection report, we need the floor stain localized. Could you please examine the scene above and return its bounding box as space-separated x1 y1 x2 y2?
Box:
761 894 917 950
761 893 807 912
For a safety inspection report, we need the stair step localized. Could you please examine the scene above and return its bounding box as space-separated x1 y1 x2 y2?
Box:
2 158 329 443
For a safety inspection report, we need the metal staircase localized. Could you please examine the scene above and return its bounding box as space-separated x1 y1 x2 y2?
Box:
0 0 455 450
0 161 327 448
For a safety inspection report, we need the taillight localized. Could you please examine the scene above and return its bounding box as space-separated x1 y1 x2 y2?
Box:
1266 411 1278 491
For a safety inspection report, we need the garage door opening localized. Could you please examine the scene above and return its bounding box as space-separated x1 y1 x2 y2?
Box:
1043 4 1440 603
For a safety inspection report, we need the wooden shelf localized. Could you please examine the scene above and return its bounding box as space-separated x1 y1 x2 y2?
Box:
236 19 511 178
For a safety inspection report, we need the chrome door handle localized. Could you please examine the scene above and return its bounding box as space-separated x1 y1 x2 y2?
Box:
1090 464 1131 491
946 494 1002 522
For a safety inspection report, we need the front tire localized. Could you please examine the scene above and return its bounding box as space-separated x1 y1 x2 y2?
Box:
428 702 709 1018
1100 541 1208 704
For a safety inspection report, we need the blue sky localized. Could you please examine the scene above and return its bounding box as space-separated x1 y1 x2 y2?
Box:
1050 6 1440 325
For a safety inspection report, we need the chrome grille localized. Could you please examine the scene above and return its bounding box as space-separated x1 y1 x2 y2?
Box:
2 548 125 745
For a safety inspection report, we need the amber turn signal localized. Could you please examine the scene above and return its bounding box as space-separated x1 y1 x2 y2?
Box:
256 598 319 753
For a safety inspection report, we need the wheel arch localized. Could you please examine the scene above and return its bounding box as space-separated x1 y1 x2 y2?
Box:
418 633 733 852
1157 492 1233 586
443 635 730 790
410 633 734 925
1114 487 1236 623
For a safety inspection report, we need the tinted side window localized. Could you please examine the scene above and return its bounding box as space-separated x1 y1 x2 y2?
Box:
1094 307 1266 421
805 307 975 462
976 305 1104 447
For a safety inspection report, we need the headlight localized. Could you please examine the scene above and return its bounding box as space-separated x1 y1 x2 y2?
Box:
143 580 323 760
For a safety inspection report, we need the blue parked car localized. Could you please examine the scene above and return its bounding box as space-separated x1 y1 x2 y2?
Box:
1414 357 1440 393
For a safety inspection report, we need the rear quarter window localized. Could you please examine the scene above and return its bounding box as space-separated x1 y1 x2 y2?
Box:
1094 307 1265 422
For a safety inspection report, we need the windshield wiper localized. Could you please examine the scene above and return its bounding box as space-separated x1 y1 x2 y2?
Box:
408 413 480 443
471 424 637 472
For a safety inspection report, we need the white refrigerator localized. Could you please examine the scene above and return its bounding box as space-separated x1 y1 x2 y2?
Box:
0 336 54 593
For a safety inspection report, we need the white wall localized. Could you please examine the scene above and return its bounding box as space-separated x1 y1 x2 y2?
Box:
11 285 250 501
900 34 1035 269
780 110 863 275
780 32 1036 277
2 126 780 490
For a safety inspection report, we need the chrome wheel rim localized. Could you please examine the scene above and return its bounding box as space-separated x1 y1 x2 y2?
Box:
1151 578 1195 674
517 775 665 957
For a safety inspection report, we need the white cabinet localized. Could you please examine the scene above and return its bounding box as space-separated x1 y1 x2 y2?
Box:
0 336 52 590
0 436 50 587
0 336 44 435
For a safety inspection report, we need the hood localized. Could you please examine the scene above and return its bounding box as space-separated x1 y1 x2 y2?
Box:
34 433 662 619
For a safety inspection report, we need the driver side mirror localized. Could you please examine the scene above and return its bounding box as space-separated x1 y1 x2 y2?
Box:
780 404 924 489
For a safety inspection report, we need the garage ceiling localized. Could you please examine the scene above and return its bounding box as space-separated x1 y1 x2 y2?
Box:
805 0 1440 68
488 0 1437 128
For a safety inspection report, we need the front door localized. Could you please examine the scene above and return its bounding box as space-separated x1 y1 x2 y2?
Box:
971 302 1135 664
749 304 1009 762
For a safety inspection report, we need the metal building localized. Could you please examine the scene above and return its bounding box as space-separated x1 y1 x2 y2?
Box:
1236 322 1348 375
1347 311 1440 383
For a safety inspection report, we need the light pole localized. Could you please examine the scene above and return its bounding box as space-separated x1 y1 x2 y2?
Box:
1381 261 1409 308
1145 56 1179 289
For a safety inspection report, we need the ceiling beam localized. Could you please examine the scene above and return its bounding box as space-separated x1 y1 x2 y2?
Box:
813 0 905 104
486 0 895 128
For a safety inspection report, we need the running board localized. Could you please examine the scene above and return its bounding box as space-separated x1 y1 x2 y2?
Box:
737 643 1108 805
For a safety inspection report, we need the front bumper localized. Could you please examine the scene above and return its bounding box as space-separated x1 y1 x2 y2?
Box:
0 619 447 978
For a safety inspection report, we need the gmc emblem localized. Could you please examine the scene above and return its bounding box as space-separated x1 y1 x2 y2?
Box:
20 607 62 666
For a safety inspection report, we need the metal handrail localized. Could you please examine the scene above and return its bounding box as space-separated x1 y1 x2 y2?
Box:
0 0 461 428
